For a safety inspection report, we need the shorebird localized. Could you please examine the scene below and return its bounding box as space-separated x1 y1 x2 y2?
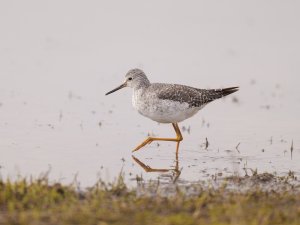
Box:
105 69 238 153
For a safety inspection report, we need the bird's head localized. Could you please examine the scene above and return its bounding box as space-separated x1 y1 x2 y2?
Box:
105 68 150 95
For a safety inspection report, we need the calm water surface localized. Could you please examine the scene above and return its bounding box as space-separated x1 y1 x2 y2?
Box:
0 1 299 186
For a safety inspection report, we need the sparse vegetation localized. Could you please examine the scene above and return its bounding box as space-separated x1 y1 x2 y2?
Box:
0 173 299 225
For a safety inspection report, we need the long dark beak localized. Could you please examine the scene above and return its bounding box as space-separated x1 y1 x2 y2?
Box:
105 82 126 95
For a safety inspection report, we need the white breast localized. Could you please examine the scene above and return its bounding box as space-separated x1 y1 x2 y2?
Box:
132 89 203 123
132 89 143 111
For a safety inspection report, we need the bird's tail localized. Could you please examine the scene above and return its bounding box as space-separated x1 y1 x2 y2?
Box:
199 86 239 103
219 87 239 97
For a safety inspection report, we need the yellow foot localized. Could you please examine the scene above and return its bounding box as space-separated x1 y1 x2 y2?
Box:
132 137 153 152
132 137 182 152
132 122 183 153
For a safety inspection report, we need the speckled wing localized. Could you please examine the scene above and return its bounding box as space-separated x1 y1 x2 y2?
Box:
151 83 238 108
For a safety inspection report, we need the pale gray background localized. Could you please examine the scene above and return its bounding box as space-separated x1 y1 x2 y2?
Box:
0 1 299 186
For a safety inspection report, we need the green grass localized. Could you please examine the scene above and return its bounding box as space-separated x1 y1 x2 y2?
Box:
0 174 299 225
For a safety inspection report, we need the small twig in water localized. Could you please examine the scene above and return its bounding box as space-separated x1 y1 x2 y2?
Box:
59 110 63 122
269 136 273 145
235 142 241 153
205 137 209 150
290 140 294 160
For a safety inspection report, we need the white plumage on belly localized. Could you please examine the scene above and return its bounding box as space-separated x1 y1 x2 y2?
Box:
132 88 203 123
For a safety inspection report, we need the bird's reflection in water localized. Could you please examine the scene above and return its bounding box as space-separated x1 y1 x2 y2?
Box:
132 152 181 183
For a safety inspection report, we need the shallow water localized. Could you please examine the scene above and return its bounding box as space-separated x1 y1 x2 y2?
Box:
0 1 300 187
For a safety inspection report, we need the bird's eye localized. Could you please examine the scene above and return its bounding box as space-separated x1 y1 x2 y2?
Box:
128 77 133 81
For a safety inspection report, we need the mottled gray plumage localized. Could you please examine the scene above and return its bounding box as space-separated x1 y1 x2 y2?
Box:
149 83 238 108
106 68 239 123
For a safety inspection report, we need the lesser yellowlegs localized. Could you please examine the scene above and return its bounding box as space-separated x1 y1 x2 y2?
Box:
105 69 238 153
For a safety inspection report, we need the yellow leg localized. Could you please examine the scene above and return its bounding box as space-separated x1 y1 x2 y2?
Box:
173 123 183 155
132 123 183 152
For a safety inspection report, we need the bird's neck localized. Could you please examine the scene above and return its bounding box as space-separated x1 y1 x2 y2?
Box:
133 81 150 91
132 87 146 110
133 86 145 97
